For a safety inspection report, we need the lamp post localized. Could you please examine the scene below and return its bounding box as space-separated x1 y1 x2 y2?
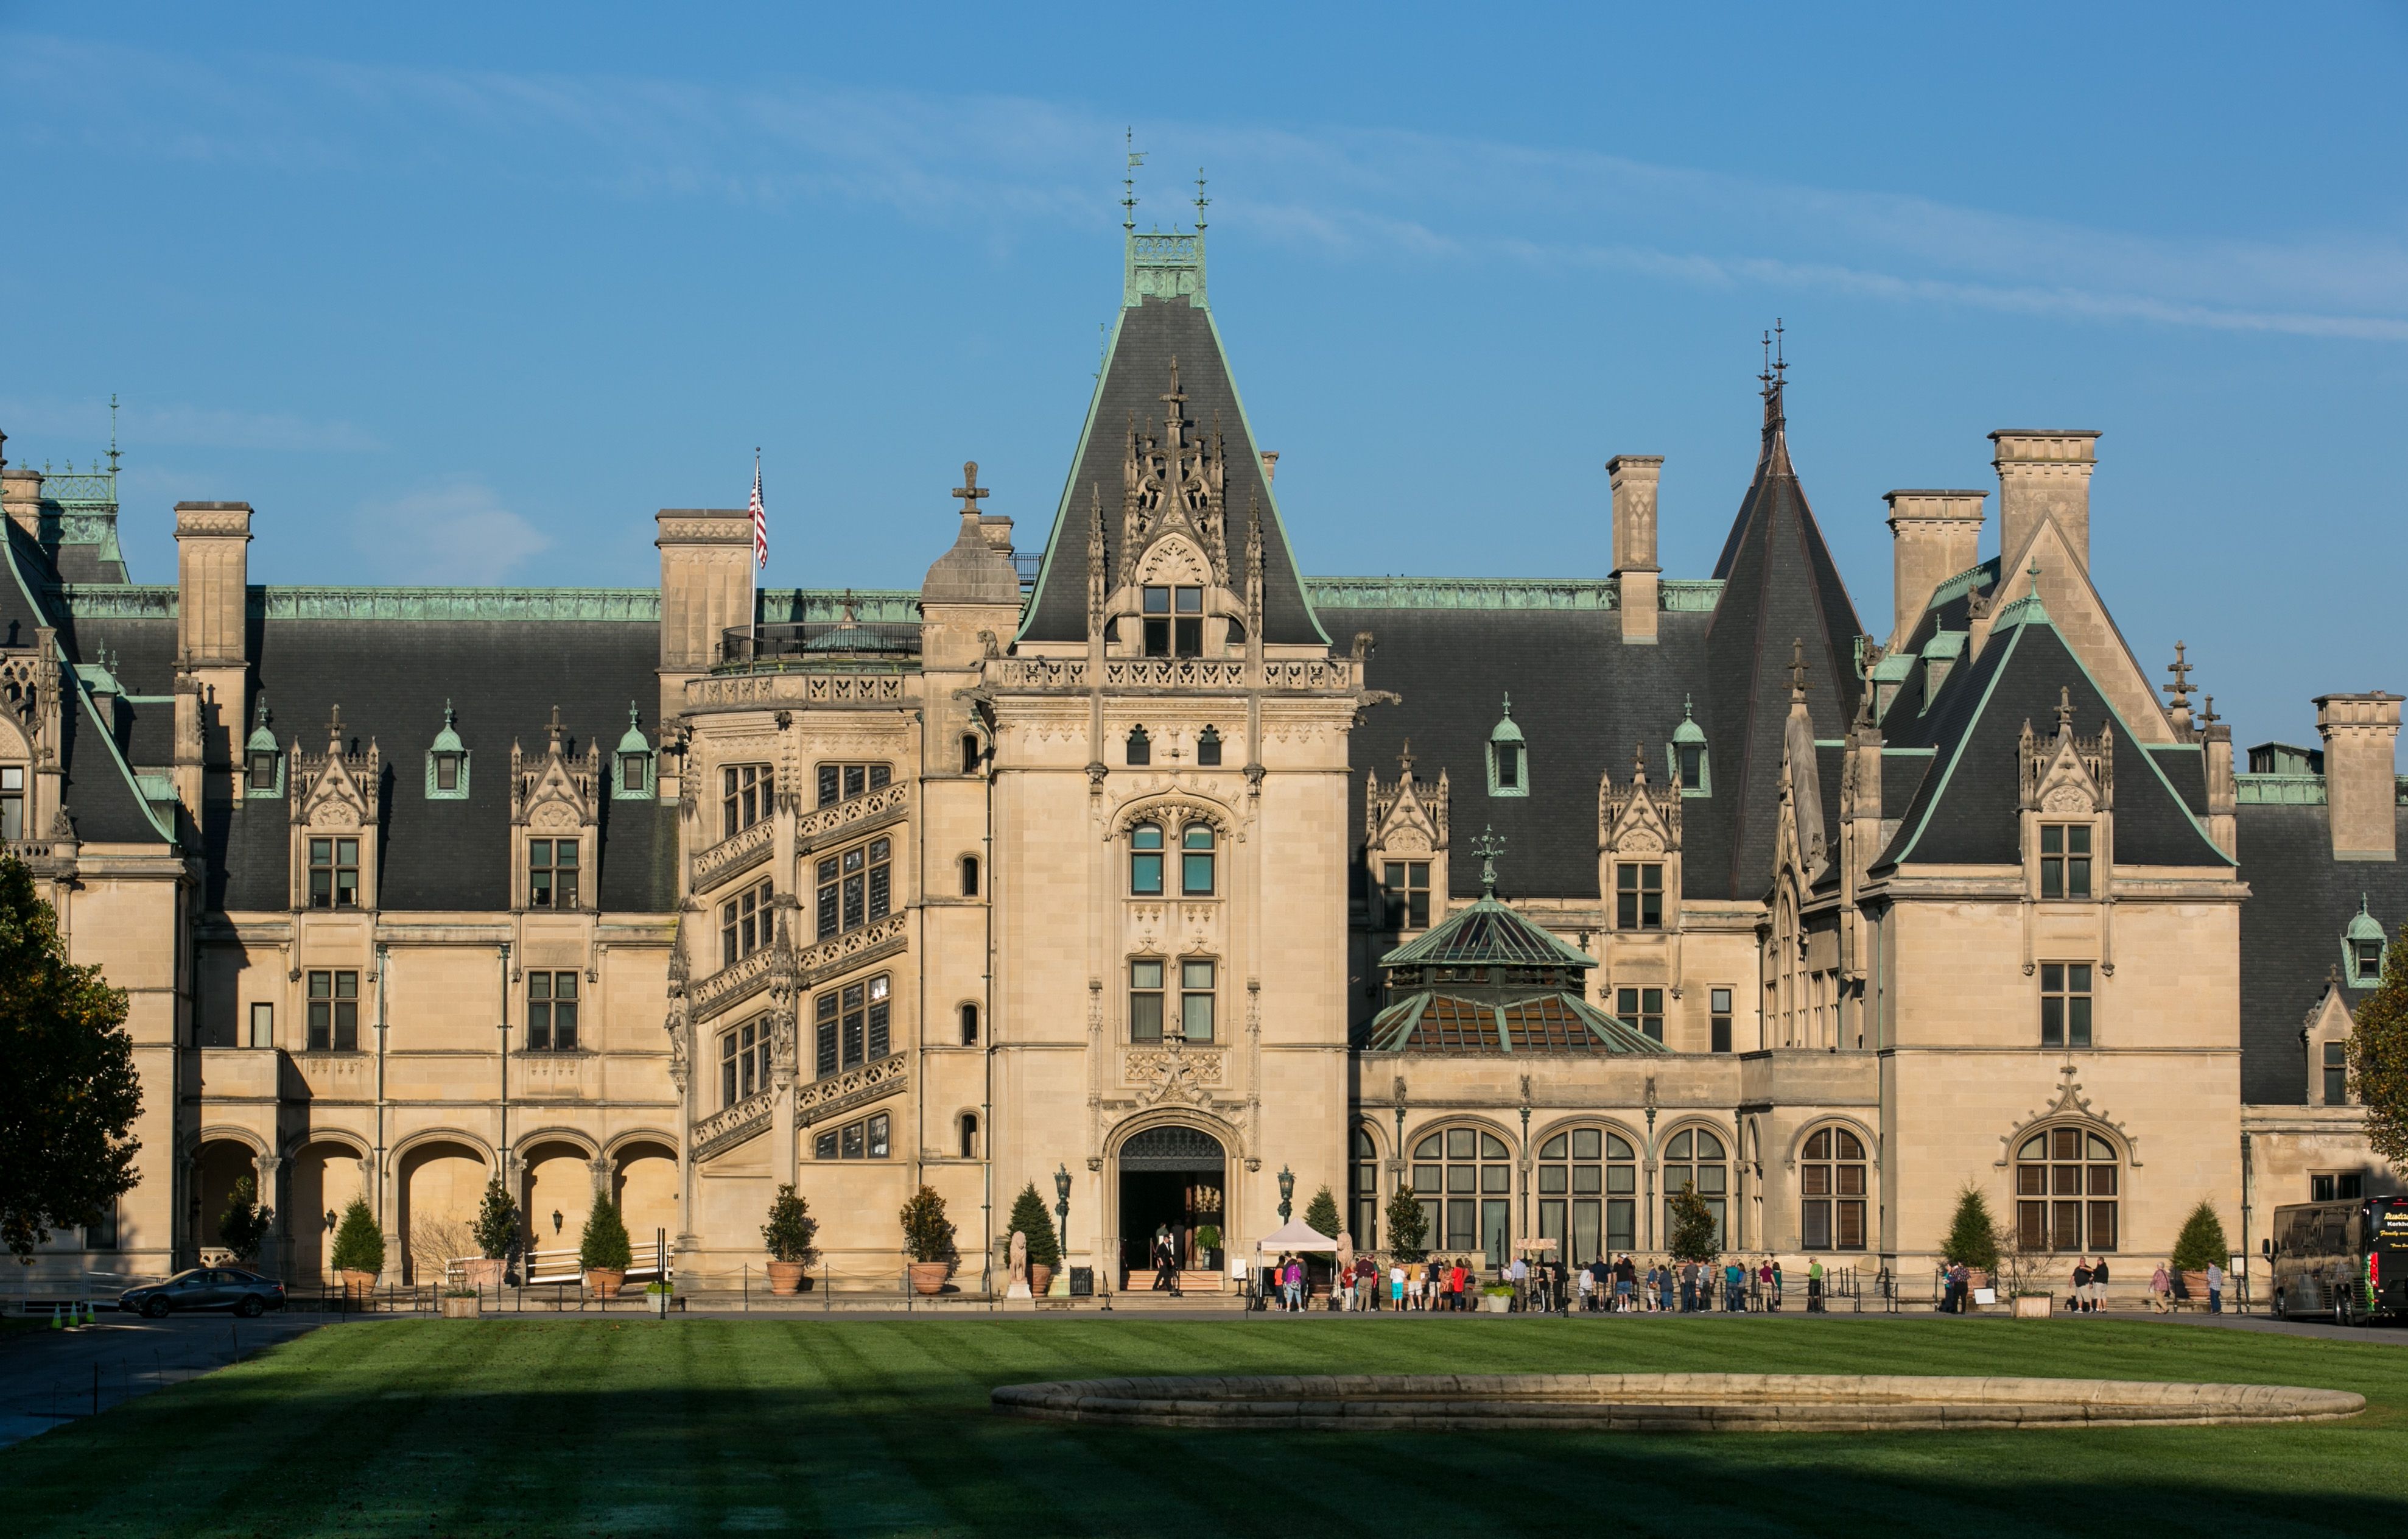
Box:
1277 1165 1294 1223
1053 1163 1072 1283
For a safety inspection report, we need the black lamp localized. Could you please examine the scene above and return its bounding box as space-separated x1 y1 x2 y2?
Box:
552 1209 564 1236
1053 1163 1072 1270
1277 1164 1294 1222
324 1209 337 1233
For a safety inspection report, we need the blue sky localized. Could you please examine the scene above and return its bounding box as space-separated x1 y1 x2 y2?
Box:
3 2 2403 753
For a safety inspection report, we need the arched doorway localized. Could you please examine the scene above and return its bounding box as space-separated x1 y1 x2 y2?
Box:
1117 1125 1226 1286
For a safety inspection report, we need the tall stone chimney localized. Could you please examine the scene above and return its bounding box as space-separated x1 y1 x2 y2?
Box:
1990 430 2099 571
2315 692 2401 862
1607 455 1663 646
1883 489 1985 650
655 507 755 727
2 465 43 541
174 501 253 786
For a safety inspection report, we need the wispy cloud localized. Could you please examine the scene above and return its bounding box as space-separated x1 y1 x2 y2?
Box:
0 396 385 457
8 34 2404 342
353 479 549 583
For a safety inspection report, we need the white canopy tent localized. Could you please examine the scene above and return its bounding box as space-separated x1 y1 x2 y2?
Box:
1255 1218 1339 1253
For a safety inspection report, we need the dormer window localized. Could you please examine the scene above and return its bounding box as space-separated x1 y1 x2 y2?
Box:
613 704 653 800
424 700 471 800
2345 898 2388 985
435 752 463 791
529 838 578 909
244 695 284 799
248 748 279 792
307 837 359 908
1487 694 1528 798
2039 824 2093 899
1198 725 1223 766
1143 585 1203 657
1669 695 1710 797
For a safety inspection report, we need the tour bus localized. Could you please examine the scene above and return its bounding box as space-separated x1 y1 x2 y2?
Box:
2263 1192 2408 1325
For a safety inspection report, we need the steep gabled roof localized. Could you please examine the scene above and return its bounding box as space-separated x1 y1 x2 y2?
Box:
1019 230 1325 647
1872 585 2230 873
1693 374 1868 900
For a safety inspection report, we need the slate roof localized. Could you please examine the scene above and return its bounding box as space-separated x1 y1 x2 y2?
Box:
2236 803 2408 1104
1019 294 1325 647
1380 892 1599 970
1872 595 2228 872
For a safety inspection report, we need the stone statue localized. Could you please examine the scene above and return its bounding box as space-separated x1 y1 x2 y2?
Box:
1005 1230 1032 1301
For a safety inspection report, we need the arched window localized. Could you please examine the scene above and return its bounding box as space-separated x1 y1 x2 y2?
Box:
1799 1126 1868 1251
959 1112 980 1159
1181 824 1215 895
1129 823 1164 895
958 1002 979 1046
1350 1126 1380 1248
960 854 979 897
1537 1126 1637 1263
961 733 981 774
1487 694 1527 798
2015 1125 2119 1253
1126 725 1151 766
1197 725 1223 767
1662 1127 1727 1247
1409 1126 1512 1266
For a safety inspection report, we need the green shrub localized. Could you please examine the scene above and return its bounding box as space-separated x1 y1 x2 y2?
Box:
471 1176 519 1261
1303 1185 1343 1253
2170 1200 2230 1272
1940 1185 2001 1272
1004 1184 1058 1268
1195 1224 1221 1252
900 1185 958 1266
762 1185 820 1266
329 1197 384 1277
1385 1185 1430 1261
217 1175 272 1266
1667 1182 1720 1264
579 1196 634 1273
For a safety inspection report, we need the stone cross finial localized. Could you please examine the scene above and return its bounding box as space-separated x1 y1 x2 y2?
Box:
2201 694 2220 728
1789 638 1808 700
546 705 566 750
2056 686 2074 734
1471 825 1506 898
1632 743 1647 783
1160 356 1184 410
254 689 270 733
2162 641 2195 705
325 704 343 745
951 462 988 517
1398 738 1414 779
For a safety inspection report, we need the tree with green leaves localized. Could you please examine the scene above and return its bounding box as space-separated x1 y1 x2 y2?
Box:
471 1175 519 1261
1303 1184 1343 1250
579 1194 634 1273
900 1185 958 1267
2169 1200 2230 1273
217 1175 272 1266
1667 1182 1720 1265
2348 920 2408 1171
1940 1185 2001 1273
0 851 142 1258
1385 1185 1429 1261
329 1197 385 1278
762 1185 819 1266
1005 1183 1058 1268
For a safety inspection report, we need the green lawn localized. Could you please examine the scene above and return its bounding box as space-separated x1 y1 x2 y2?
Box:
6 1316 2405 1536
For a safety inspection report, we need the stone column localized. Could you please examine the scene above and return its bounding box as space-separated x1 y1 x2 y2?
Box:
254 1153 283 1277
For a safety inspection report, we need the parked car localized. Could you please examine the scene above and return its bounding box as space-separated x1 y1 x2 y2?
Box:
118 1267 287 1319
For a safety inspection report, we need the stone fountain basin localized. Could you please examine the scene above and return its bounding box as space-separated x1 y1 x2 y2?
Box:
991 1373 2362 1432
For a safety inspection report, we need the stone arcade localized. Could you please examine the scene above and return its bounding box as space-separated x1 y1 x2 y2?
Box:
3 217 2399 1296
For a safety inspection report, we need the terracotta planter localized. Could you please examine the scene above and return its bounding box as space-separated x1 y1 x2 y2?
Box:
441 1295 482 1320
1025 1263 1053 1298
909 1261 951 1297
586 1268 625 1299
335 1269 377 1298
462 1258 505 1290
2178 1269 2210 1303
767 1261 807 1296
2012 1294 2052 1319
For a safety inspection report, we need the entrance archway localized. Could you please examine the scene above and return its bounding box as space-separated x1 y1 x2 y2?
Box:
1117 1125 1226 1287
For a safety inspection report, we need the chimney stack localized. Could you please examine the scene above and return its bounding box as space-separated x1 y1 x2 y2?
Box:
1607 455 1663 646
1882 490 1985 650
2 465 43 541
2314 692 2401 862
1990 430 2099 572
174 502 253 790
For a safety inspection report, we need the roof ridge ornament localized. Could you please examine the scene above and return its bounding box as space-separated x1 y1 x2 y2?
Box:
1789 638 1808 702
951 461 989 518
1471 825 1506 898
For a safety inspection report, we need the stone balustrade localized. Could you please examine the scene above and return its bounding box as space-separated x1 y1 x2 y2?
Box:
691 817 774 892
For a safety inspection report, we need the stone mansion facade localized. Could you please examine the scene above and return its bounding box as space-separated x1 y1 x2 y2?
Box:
4 223 2399 1294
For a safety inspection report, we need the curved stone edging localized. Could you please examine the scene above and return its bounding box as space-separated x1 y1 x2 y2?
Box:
990 1373 2365 1432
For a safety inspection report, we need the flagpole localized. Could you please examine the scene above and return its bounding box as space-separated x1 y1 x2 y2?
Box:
751 447 762 657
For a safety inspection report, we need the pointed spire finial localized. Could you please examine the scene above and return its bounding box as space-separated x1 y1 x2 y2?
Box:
1789 638 1808 702
326 703 344 745
547 703 566 750
1500 691 1514 720
1632 742 1647 782
1683 693 1695 721
1195 167 1209 232
254 689 270 733
628 700 641 730
108 393 121 474
2057 685 2074 733
1399 738 1414 778
1122 129 1143 231
1471 825 1506 898
443 697 455 730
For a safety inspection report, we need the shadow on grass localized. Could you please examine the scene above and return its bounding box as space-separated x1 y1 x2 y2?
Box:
1 1318 2403 1537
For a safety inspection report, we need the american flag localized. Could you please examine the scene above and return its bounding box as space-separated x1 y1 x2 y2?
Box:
749 451 768 569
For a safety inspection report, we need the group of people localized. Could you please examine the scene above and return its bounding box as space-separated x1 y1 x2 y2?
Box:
1254 1252 1832 1314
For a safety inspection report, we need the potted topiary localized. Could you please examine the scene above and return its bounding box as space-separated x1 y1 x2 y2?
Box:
329 1197 384 1296
580 1196 634 1298
441 1287 482 1320
762 1185 820 1296
900 1185 958 1296
1196 1223 1223 1272
2171 1200 2229 1306
645 1280 675 1319
1005 1183 1059 1295
466 1175 517 1291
